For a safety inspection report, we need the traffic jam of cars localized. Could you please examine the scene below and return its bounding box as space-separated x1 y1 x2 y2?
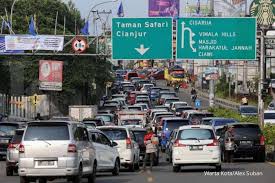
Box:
0 69 266 183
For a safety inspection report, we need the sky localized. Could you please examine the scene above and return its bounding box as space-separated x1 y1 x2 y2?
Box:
63 0 250 35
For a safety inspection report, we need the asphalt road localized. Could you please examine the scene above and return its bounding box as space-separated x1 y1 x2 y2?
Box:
156 80 209 109
1 155 275 183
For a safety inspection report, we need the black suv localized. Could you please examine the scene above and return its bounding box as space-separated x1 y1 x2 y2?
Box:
0 122 25 160
219 123 265 162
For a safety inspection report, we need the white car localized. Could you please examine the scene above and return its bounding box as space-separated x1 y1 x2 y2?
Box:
172 125 221 172
97 126 140 171
140 84 154 93
264 110 275 125
170 101 188 112
88 129 120 175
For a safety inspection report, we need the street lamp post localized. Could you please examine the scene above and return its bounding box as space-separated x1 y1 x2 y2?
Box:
10 0 18 32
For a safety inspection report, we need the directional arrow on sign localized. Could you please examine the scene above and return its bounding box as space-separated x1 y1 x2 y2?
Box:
135 44 150 55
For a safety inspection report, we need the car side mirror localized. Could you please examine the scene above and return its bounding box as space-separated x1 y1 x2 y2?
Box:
111 141 118 147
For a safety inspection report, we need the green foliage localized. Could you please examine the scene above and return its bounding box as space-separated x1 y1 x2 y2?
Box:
208 107 258 123
263 125 275 145
0 0 113 114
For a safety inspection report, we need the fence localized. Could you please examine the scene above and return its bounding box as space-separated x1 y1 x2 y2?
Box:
0 93 49 120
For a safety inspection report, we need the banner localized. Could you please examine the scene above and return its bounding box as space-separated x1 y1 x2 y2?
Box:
39 60 63 91
149 0 179 17
204 67 219 80
5 35 64 51
0 37 23 53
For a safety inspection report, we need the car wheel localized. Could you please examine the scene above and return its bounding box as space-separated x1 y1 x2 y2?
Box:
20 176 29 183
88 162 97 183
255 152 266 162
173 165 180 172
112 158 120 176
134 160 140 170
72 165 82 183
6 167 13 176
215 165 222 172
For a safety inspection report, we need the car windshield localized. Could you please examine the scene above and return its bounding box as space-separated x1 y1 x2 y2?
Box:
0 124 18 136
144 85 154 90
128 107 142 111
165 99 179 104
174 103 187 108
240 107 258 113
121 119 142 125
176 107 193 112
123 86 135 91
24 124 69 141
171 73 185 78
264 113 275 119
232 125 261 137
213 119 236 126
100 129 127 140
165 120 189 131
190 114 214 124
132 131 146 144
178 129 215 140
96 115 111 122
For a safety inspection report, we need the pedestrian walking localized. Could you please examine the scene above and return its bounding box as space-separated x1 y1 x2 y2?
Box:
142 127 158 172
224 126 235 163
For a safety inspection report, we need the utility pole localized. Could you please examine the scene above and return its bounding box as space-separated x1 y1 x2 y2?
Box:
209 0 215 107
259 29 266 127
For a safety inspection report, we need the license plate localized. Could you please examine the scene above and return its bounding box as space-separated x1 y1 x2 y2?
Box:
37 161 55 167
0 139 9 143
189 145 203 151
240 141 252 145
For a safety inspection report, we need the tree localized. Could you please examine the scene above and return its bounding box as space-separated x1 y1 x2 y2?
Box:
0 0 113 114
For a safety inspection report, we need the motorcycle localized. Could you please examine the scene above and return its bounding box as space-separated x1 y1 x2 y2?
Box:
191 94 197 102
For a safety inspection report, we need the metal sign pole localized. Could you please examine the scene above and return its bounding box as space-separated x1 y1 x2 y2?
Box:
259 29 266 127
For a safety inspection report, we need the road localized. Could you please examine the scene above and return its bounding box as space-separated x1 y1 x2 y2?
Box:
1 156 275 183
157 80 209 109
1 81 274 183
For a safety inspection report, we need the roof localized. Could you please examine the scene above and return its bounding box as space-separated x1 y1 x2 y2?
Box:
97 126 129 130
27 120 80 125
87 128 103 133
161 117 187 121
178 125 214 130
130 127 146 131
264 110 275 113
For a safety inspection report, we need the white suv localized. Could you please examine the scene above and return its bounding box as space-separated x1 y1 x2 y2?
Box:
97 126 140 171
172 125 221 172
19 121 96 183
88 129 120 175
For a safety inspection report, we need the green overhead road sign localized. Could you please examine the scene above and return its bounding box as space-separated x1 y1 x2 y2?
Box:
112 18 173 60
176 18 256 60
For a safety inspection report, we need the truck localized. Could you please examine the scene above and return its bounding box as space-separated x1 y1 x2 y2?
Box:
69 105 98 121
164 67 188 87
117 111 147 128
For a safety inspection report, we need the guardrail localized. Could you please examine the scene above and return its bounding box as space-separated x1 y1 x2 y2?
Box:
196 89 240 110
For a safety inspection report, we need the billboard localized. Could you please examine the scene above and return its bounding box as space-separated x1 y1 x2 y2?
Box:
5 35 64 51
39 60 63 91
149 0 179 17
204 67 219 80
0 37 23 54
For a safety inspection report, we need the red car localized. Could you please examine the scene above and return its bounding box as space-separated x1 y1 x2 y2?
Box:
150 70 164 80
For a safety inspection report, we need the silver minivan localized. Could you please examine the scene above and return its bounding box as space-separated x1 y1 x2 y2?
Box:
18 121 96 183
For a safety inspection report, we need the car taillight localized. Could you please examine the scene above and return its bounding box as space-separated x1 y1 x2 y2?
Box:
173 139 186 147
126 137 132 149
207 139 219 146
19 144 25 153
260 135 265 145
8 143 17 149
68 144 77 153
